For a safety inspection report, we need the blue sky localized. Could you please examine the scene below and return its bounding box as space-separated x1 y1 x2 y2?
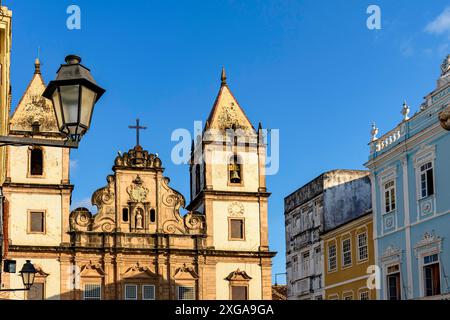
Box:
5 0 450 284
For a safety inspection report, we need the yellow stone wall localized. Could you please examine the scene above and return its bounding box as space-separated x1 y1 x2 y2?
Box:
323 213 376 300
0 7 12 185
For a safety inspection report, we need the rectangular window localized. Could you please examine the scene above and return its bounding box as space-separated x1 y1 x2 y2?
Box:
357 232 368 261
302 252 310 277
125 284 138 300
342 238 352 267
314 247 321 274
293 256 298 274
343 293 353 300
178 286 195 300
231 285 248 300
229 218 244 240
142 285 156 300
328 243 337 272
359 291 369 300
420 162 434 199
29 211 45 233
387 265 401 300
84 284 101 300
384 181 396 213
423 254 440 297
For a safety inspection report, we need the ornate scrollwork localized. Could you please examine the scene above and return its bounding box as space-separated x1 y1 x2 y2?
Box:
439 105 450 131
92 175 115 210
184 212 205 231
69 207 93 231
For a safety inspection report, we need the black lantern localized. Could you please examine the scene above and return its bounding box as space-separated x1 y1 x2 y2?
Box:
43 55 105 142
19 260 37 290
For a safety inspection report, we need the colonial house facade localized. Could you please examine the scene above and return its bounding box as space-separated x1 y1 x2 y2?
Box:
284 170 371 300
322 212 375 300
0 58 275 300
365 55 450 300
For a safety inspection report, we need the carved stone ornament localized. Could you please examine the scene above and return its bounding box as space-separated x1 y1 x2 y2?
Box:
92 175 115 210
225 269 252 282
114 145 162 169
79 261 106 276
173 264 199 280
127 175 149 203
228 202 244 217
439 105 450 131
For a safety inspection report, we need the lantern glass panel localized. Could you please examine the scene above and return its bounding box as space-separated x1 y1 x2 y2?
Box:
60 85 80 125
51 89 64 131
80 86 96 128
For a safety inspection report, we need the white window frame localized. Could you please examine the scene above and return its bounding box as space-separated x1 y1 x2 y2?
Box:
328 241 337 273
383 180 396 214
418 162 435 199
124 284 138 300
341 236 352 268
414 145 436 200
359 289 370 300
414 233 442 298
142 285 156 300
178 286 195 300
357 231 369 262
378 167 397 216
83 283 102 300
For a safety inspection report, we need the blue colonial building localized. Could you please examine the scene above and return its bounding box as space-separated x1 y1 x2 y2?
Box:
365 55 450 300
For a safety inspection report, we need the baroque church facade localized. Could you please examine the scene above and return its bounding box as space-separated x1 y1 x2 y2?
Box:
0 54 275 300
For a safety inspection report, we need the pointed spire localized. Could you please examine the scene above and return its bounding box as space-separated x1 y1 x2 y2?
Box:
221 67 227 86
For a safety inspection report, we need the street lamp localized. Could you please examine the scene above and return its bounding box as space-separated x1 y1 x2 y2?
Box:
0 54 105 148
19 260 37 290
0 260 37 292
42 55 105 142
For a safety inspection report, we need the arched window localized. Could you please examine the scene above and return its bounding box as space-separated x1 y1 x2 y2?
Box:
150 209 156 223
195 164 201 195
228 154 242 184
30 147 43 176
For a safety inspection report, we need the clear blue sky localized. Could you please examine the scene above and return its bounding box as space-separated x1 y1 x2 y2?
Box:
5 0 450 284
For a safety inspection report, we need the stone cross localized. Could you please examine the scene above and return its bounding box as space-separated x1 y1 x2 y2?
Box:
128 118 147 146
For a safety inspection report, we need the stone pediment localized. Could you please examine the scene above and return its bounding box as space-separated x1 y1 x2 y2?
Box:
79 261 106 277
173 264 199 280
225 269 252 282
10 60 59 133
122 263 155 279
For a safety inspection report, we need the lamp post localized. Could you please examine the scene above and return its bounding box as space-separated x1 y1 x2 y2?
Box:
0 260 37 292
0 54 105 148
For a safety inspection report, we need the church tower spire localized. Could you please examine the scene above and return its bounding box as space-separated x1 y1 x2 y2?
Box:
221 67 227 86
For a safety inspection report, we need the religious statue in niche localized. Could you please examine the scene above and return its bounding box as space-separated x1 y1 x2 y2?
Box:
135 208 144 230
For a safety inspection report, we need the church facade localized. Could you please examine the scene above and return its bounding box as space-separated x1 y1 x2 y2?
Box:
0 56 275 300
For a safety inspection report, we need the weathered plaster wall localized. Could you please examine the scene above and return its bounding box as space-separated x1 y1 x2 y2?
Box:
323 171 372 232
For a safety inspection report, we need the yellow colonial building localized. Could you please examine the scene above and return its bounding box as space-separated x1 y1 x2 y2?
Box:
322 211 376 300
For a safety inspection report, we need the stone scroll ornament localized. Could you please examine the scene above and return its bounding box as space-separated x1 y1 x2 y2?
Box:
439 105 450 131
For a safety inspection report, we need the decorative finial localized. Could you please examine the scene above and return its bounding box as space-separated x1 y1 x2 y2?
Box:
401 100 410 121
34 58 41 74
371 122 379 141
221 67 227 86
